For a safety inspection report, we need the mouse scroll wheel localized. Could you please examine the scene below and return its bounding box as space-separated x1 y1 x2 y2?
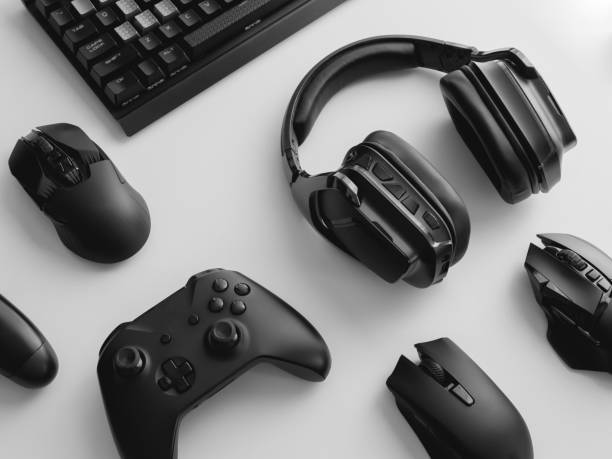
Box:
420 358 450 386
557 249 587 270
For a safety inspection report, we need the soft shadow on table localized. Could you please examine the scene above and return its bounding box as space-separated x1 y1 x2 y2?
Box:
0 375 45 407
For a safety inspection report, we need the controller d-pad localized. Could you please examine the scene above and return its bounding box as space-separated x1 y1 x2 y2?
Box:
158 358 195 394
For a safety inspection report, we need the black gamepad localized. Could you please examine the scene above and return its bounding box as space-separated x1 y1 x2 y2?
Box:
97 269 331 459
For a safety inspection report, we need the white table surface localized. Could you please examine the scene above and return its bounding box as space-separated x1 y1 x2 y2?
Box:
1 0 612 457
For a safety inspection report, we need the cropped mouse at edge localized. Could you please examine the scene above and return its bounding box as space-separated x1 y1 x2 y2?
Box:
387 338 533 459
9 123 151 263
525 233 612 373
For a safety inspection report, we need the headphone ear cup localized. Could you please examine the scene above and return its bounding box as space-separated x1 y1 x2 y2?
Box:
360 131 471 265
440 65 534 204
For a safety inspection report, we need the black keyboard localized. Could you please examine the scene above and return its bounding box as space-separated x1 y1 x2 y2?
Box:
23 0 346 135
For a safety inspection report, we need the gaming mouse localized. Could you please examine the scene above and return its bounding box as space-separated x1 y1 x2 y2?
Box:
525 233 612 372
386 338 533 459
9 123 151 263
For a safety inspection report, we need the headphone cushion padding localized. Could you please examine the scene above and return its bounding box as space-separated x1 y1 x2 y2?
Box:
363 131 470 264
440 68 533 204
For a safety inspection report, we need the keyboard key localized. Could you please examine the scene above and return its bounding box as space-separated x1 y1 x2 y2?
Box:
114 21 140 42
91 45 141 86
136 59 165 87
77 33 117 68
96 8 119 28
178 10 201 28
185 0 292 58
159 20 182 39
49 8 74 35
134 10 160 32
158 45 189 75
116 0 141 18
154 0 179 21
71 0 97 17
138 33 162 51
105 72 145 106
198 0 220 15
178 0 194 6
95 0 115 7
64 19 98 52
36 0 61 17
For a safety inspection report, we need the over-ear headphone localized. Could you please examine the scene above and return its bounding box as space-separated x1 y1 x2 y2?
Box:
281 36 576 288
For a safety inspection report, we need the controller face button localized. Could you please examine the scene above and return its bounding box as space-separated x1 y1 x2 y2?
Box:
158 376 172 391
188 313 200 325
230 300 247 315
160 334 173 345
208 297 224 313
212 279 229 292
207 319 240 352
114 347 145 377
234 283 251 296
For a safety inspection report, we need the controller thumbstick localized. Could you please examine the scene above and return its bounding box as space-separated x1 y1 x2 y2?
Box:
207 320 240 352
114 347 145 377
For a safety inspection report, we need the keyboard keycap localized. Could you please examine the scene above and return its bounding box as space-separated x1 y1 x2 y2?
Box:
64 19 98 52
49 8 74 35
116 0 141 18
154 0 179 21
178 9 201 28
136 59 165 87
36 0 61 17
138 33 162 52
114 22 140 42
105 72 145 106
91 45 141 86
77 33 117 68
134 10 160 32
185 0 292 58
159 20 182 39
158 45 189 75
198 0 220 15
71 0 97 17
96 8 119 28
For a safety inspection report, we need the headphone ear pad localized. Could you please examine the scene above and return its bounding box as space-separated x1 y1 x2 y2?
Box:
361 131 470 265
440 66 533 204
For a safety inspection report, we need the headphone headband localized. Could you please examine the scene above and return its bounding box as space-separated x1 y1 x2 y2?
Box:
281 35 537 184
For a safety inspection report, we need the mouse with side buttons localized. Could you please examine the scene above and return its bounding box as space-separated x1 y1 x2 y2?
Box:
9 123 150 263
386 338 533 459
525 233 612 372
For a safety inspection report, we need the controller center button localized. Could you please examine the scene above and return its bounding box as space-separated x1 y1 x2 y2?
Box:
212 278 229 292
160 334 173 345
230 300 247 315
188 313 200 325
208 297 224 313
114 347 144 377
234 283 251 296
207 319 240 351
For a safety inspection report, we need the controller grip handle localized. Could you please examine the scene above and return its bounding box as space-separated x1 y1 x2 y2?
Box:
0 295 58 388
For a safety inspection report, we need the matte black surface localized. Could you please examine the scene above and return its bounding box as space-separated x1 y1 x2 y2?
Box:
387 338 533 459
525 234 612 372
0 295 58 388
98 269 331 459
9 123 150 263
23 0 347 135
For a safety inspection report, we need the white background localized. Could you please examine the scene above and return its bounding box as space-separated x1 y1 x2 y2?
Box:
1 0 612 457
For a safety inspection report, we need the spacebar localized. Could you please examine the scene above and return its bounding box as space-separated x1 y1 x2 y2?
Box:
184 0 293 59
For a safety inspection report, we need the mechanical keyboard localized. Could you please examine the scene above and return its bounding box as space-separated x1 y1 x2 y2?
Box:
23 0 346 135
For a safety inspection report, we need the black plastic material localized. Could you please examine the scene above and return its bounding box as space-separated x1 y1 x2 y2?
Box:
9 123 151 263
97 269 331 459
0 295 58 388
525 234 612 372
23 0 347 136
386 338 533 459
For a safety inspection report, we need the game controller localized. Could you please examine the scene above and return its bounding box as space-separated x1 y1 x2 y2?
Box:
525 234 612 372
97 269 331 459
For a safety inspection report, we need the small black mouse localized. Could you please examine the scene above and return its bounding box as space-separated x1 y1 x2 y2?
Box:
9 123 150 263
525 233 612 372
387 338 533 459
